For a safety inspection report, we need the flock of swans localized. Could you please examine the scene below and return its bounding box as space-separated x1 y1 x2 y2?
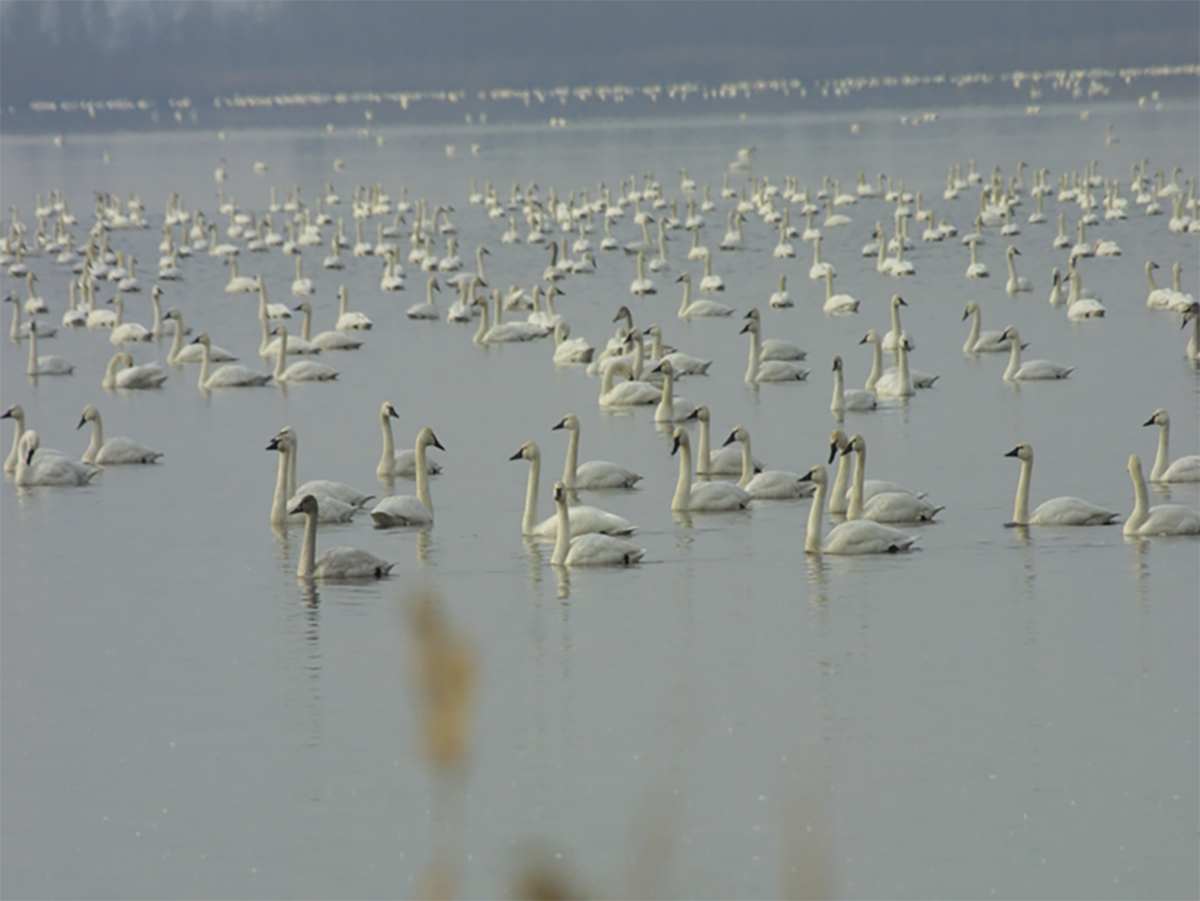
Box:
2 128 1199 580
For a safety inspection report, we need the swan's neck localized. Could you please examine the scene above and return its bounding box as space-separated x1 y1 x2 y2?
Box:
812 239 822 266
648 329 664 362
473 292 490 343
521 453 540 535
4 414 24 474
415 437 433 513
551 491 570 565
26 326 37 374
847 446 866 520
562 427 580 489
112 297 124 328
830 449 851 515
378 414 395 478
9 301 20 340
1013 457 1032 525
271 442 290 525
672 438 693 512
1004 337 1021 380
1151 421 1170 481
865 337 883 390
1145 264 1159 292
286 436 297 499
476 246 487 282
630 331 645 380
82 416 103 464
696 417 711 474
300 307 313 342
297 508 318 579
824 271 834 303
1125 459 1150 535
832 364 845 412
745 326 761 384
657 366 675 417
1007 253 1018 280
805 479 826 554
964 308 981 353
737 435 754 488
896 340 911 388
273 331 288 380
198 341 212 390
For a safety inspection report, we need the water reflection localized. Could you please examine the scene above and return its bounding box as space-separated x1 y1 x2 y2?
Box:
415 527 433 565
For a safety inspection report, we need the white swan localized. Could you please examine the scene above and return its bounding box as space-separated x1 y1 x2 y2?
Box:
78 404 161 464
511 441 636 539
830 355 877 414
799 465 917 555
1005 443 1118 526
742 316 810 384
255 276 291 320
552 413 641 489
1004 246 1033 295
808 234 835 281
271 325 339 382
25 321 74 375
107 294 152 345
292 301 363 351
652 359 697 422
719 210 745 250
1143 408 1200 482
376 401 442 479
1123 454 1199 536
962 300 1014 353
552 321 594 365
475 288 549 343
629 249 656 297
965 240 989 279
322 235 345 270
550 482 645 566
843 434 943 522
224 256 257 293
164 309 236 364
880 294 913 352
335 285 372 330
406 276 441 320
699 250 725 292
291 495 395 580
527 285 565 330
686 405 760 475
769 273 792 309
872 329 915 398
724 425 813 499
15 430 99 487
271 425 373 511
820 270 859 314
369 427 444 526
1047 267 1065 307
1065 266 1106 319
670 427 752 512
1001 328 1073 380
743 308 805 360
191 333 271 389
267 430 367 524
3 405 66 474
291 254 314 296
379 249 406 292
1167 261 1196 313
827 428 925 514
1185 302 1200 363
102 352 167 390
598 358 661 407
1144 261 1177 309
676 272 733 319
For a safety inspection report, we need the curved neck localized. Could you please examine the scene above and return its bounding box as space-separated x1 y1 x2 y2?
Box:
805 479 826 553
1007 253 1018 279
198 341 212 389
4 415 24 474
297 508 317 579
745 326 761 384
630 331 645 379
26 326 37 374
271 443 290 524
414 438 432 512
678 278 692 314
737 435 754 488
830 449 851 515
832 364 845 411
300 307 313 342
672 438 693 511
964 308 981 353
866 337 883 390
521 453 540 535
896 339 910 386
378 413 395 478
83 416 103 464
1125 459 1150 534
551 491 570 565
847 445 866 519
1151 421 1170 481
1013 457 1032 524
273 332 288 380
562 426 580 488
473 292 490 343
1145 264 1159 292
1004 337 1021 380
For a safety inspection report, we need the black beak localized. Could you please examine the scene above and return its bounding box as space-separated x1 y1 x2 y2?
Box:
1004 447 1020 458
509 448 524 461
551 418 566 430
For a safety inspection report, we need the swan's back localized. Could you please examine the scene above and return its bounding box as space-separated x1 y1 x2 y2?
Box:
824 519 916 554
533 504 636 539
564 533 646 566
1030 497 1118 526
314 546 396 579
370 495 433 527
688 480 752 511
207 363 271 387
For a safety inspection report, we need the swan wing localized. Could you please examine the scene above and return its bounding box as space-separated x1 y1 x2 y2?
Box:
1029 497 1118 525
564 533 645 566
823 520 917 554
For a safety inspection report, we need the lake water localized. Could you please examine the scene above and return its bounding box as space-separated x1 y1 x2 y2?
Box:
2 103 1198 900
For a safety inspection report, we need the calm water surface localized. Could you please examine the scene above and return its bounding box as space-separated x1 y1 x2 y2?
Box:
2 104 1198 899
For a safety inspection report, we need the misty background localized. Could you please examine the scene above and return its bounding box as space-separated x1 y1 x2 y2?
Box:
1 1 1197 132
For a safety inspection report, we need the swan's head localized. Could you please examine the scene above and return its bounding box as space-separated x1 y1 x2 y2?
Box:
963 300 979 320
653 359 675 378
417 427 445 453
20 429 39 463
552 481 568 504
382 401 399 420
843 434 865 457
119 352 134 367
552 414 579 432
670 426 690 456
510 440 539 463
799 465 827 487
740 317 760 336
1127 453 1144 478
190 332 211 347
674 273 691 284
294 301 311 314
828 429 849 463
1147 260 1160 272
152 285 162 300
1008 246 1021 257
77 404 99 429
1000 326 1020 343
832 355 844 372
1 403 24 423
613 305 633 326
743 307 761 321
1005 443 1034 462
892 295 907 309
722 426 749 448
1142 409 1168 428
3 292 19 305
858 329 879 346
686 405 709 424
289 494 319 517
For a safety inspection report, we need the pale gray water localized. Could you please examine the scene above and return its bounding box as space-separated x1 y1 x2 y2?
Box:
2 104 1198 900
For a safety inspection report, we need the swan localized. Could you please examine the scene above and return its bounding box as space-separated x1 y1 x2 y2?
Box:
527 285 565 329
1167 261 1196 312
808 235 835 281
1005 443 1118 526
1048 268 1065 307
475 289 549 343
724 426 813 499
1004 246 1032 295
651 359 697 422
291 255 314 296
322 235 345 270
379 249 406 292
22 272 46 313
742 308 805 360
102 352 167 390
191 333 271 389
686 405 760 475
6 291 58 337
61 279 87 328
820 270 859 314
511 441 636 539
676 272 733 319
78 404 162 464
107 294 152 345
769 274 792 309
552 413 641 489
698 250 725 292
880 294 913 352
1186 302 1200 363
224 256 257 294
552 321 594 365
1051 212 1071 249
1001 328 1073 380
830 355 877 414
259 305 319 356
3 404 67 474
629 249 656 297
1143 409 1200 482
15 430 99 487
446 276 482 323
335 285 372 330
1144 261 1177 309
822 197 852 228
271 325 339 381
961 300 1015 353
148 285 188 339
376 401 442 479
719 210 745 251
799 465 917 555
255 276 291 320
1065 265 1106 320
25 321 74 375
269 425 373 511
291 495 395 580
369 427 444 526
207 223 239 258
598 357 661 407
843 434 943 523
550 482 645 566
293 301 363 351
1069 220 1093 260
670 427 752 512
406 276 441 320
1123 454 1199 536
165 309 236 364
267 430 367 524
965 241 989 278
772 225 794 259
871 329 915 398
742 316 810 384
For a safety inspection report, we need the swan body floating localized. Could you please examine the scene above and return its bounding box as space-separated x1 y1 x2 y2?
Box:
646 323 711 373
511 441 636 539
827 429 926 515
820 270 859 314
102 352 167 390
687 405 762 475
676 272 733 319
1001 328 1073 380
652 359 697 422
1123 454 1199 536
271 325 339 381
1004 246 1033 295
107 295 152 345
224 256 257 293
598 358 661 407
800 465 917 555
165 310 236 364
552 413 641 489
769 273 792 308
291 495 395 580
25 321 74 375
724 425 813 499
15 431 99 487
191 333 271 389
871 329 916 398
742 316 810 384
376 401 442 479
671 427 752 512
3 405 66 474
552 321 595 365
78 404 161 464
475 289 549 343
335 285 372 330
550 482 645 566
1005 443 1118 526
962 300 1015 353
743 308 805 360
406 277 441 320
1065 266 1106 320
965 241 989 279
293 301 363 351
267 430 367 524
880 294 914 353
1143 408 1200 482
255 276 291 320
843 434 943 522
290 255 314 296
370 427 443 527
830 355 877 414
